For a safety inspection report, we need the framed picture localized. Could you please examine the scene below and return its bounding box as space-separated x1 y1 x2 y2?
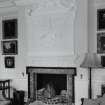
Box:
97 9 105 30
2 40 18 55
97 33 105 53
5 56 15 68
101 56 105 67
2 19 18 39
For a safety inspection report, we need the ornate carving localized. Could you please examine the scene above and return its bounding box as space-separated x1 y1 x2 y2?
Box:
25 0 76 16
60 0 76 8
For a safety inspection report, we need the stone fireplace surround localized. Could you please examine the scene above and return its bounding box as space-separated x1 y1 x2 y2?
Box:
26 67 76 105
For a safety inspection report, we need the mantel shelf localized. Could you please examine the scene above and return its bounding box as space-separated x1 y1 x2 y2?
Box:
26 66 76 75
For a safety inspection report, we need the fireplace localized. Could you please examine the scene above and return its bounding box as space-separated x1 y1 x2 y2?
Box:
26 67 76 105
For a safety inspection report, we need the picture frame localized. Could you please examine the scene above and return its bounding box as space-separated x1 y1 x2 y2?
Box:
101 84 105 95
97 33 105 53
97 9 105 30
2 40 18 55
2 19 18 39
5 56 15 68
101 56 105 67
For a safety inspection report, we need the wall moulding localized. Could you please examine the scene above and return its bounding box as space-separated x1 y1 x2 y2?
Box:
0 0 77 11
24 0 77 16
14 0 76 8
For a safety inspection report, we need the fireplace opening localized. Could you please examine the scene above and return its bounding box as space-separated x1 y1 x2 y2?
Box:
26 67 76 105
37 74 67 95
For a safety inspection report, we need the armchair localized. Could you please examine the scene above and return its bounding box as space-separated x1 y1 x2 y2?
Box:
0 90 11 105
81 94 105 105
81 98 100 105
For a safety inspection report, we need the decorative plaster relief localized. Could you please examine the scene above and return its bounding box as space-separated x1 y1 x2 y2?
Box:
0 0 76 10
25 0 76 15
25 0 77 56
95 0 105 4
14 0 76 9
60 0 76 8
0 1 14 8
36 0 76 9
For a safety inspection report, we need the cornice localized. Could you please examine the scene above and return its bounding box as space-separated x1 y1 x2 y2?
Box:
0 0 14 8
0 0 76 9
0 0 77 16
93 0 105 7
0 0 34 8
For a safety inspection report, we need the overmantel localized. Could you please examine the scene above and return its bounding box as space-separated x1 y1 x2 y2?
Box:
26 66 76 75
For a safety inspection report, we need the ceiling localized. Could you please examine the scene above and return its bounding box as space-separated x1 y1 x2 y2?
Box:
0 0 7 1
0 0 34 8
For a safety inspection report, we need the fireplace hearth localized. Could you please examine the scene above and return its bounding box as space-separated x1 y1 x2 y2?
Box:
26 67 76 105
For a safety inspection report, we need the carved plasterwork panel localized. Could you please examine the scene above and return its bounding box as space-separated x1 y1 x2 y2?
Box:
25 0 77 56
